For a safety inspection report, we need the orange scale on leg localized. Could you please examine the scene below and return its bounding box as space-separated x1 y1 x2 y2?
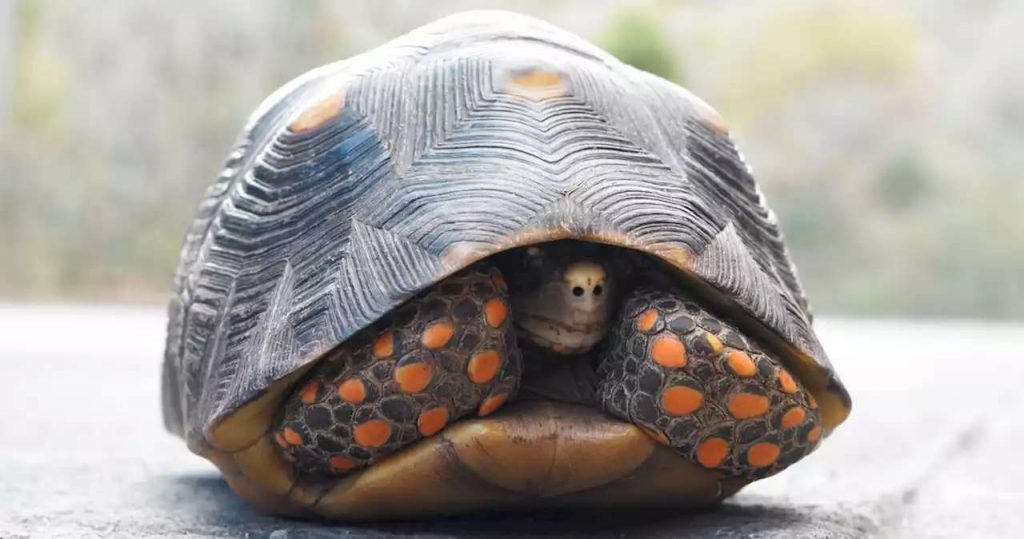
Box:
273 432 288 448
807 425 822 444
747 442 780 468
372 332 394 359
354 419 391 448
484 299 508 328
778 370 798 394
651 335 687 368
417 407 450 437
726 350 757 377
661 386 704 416
636 309 658 333
705 333 724 355
728 392 769 419
338 378 366 403
697 438 730 468
782 407 806 429
479 393 509 416
283 427 303 446
328 455 357 472
467 350 501 384
421 321 454 350
298 380 319 404
395 362 433 393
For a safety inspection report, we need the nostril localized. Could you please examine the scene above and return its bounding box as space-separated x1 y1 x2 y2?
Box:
572 286 585 297
593 285 603 296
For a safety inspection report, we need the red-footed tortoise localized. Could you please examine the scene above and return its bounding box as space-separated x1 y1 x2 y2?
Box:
162 11 851 521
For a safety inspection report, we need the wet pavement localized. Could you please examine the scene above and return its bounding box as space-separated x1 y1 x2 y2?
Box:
1 305 1022 538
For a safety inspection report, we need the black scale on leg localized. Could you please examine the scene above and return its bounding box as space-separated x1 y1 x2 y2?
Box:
597 287 823 480
272 264 522 478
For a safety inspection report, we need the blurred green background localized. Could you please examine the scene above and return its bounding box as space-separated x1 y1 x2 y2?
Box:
1 0 1021 318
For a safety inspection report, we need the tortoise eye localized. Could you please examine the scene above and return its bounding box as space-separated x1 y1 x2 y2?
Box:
572 286 585 297
593 285 603 296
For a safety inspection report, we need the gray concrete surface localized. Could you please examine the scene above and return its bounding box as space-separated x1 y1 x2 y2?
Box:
1 305 1022 538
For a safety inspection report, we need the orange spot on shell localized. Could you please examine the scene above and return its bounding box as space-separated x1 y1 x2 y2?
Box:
747 442 781 467
417 407 449 437
728 392 770 419
726 350 757 377
479 393 509 416
808 425 822 444
372 332 394 359
328 455 357 471
354 419 391 448
808 394 819 409
484 299 508 328
507 69 567 100
691 95 730 135
395 362 433 393
778 370 798 393
511 69 563 88
651 335 687 368
636 309 658 333
338 378 366 404
782 407 806 429
707 117 728 135
298 381 319 404
702 109 728 135
697 438 730 468
283 427 302 446
705 333 724 355
289 92 345 133
467 350 502 384
661 386 704 416
421 321 454 350
657 246 691 268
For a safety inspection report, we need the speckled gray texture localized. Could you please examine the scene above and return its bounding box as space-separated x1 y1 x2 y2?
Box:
2 306 1022 538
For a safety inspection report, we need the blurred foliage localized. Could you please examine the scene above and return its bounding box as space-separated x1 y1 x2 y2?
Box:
873 149 930 211
11 0 66 133
702 1 919 126
1 0 1022 318
599 5 682 82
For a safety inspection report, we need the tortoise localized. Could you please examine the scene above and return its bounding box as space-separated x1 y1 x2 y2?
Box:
161 11 851 521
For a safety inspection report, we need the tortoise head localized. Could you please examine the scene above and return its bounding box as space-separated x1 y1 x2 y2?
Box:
512 246 614 354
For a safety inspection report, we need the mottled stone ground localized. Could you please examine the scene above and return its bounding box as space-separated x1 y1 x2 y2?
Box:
1 305 1021 538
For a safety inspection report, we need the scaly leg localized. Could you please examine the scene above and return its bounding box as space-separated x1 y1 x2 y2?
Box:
598 287 822 479
273 265 521 477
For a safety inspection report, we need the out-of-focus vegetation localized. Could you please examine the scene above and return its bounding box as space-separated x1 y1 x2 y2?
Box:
1 0 1021 318
601 5 682 83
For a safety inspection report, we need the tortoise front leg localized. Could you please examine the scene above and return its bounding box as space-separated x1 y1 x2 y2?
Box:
273 265 521 477
597 287 823 479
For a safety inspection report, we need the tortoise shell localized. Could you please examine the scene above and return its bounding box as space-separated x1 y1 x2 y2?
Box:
162 11 850 518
